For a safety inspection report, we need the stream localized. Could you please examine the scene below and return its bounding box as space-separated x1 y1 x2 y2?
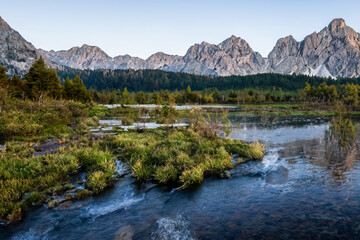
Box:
1 114 360 239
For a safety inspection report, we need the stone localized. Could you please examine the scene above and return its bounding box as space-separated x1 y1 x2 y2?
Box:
114 225 134 240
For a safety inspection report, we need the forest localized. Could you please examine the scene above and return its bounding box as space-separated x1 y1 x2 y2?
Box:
57 66 360 92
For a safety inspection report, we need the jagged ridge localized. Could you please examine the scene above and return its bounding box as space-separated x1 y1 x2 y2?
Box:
1 17 360 78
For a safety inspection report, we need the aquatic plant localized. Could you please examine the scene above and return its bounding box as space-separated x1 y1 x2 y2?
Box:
110 127 264 189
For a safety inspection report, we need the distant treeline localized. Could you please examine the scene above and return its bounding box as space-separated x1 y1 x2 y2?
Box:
57 67 360 92
3 59 360 106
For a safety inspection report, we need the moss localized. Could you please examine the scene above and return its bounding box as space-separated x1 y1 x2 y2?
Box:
63 183 75 191
74 189 91 200
65 194 73 200
7 203 22 223
4 141 34 158
48 200 60 209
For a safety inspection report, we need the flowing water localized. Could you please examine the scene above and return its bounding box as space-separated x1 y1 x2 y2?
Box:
1 115 360 240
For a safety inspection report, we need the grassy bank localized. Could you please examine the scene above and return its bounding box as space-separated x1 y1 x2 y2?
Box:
0 99 97 142
108 128 264 189
232 103 360 116
0 103 265 224
0 140 117 224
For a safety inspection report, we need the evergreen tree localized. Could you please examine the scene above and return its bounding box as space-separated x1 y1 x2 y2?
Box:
25 57 62 100
8 74 24 99
0 64 8 88
62 75 91 103
135 91 147 104
121 87 130 104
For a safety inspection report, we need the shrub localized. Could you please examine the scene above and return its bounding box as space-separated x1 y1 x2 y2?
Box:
155 164 178 184
179 166 204 189
225 140 265 160
131 161 154 181
86 171 109 194
122 117 134 126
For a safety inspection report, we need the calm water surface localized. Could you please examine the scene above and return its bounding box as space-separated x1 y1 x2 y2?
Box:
1 115 360 240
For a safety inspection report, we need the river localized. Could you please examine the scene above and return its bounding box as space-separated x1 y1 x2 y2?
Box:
1 114 360 240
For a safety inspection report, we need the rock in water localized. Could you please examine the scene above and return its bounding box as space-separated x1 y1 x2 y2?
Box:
114 225 134 240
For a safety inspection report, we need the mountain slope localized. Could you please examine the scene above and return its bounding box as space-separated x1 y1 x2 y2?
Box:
1 16 360 78
267 18 360 78
0 17 59 76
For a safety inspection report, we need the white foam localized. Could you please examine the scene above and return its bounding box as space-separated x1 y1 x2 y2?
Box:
151 215 196 240
262 150 281 170
115 159 127 175
84 193 144 219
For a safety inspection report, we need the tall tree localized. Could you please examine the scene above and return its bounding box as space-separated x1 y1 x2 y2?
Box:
24 57 62 100
62 75 91 103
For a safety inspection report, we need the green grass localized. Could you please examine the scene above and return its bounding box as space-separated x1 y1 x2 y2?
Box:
0 100 90 141
238 103 303 109
0 140 117 223
108 127 264 189
0 102 269 224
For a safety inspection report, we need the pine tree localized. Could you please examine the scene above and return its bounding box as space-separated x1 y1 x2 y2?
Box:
0 64 8 88
121 87 130 104
62 75 91 103
24 57 62 100
135 91 147 104
8 74 24 98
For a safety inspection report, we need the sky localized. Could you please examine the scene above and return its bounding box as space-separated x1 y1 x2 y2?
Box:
1 0 360 59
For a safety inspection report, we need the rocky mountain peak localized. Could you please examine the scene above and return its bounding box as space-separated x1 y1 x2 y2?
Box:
2 16 360 78
219 35 253 57
329 18 346 36
0 16 55 76
0 16 10 30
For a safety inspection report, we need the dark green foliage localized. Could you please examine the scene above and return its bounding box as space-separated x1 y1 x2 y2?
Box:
63 75 91 103
135 91 147 104
7 74 25 98
24 57 62 100
0 63 8 88
57 67 360 93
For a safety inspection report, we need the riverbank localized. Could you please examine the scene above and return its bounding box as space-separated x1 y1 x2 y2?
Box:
2 114 359 239
0 101 264 225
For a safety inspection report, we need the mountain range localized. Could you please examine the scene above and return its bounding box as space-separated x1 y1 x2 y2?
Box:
1 16 360 78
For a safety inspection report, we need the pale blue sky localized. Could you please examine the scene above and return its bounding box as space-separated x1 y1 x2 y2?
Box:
1 0 359 59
